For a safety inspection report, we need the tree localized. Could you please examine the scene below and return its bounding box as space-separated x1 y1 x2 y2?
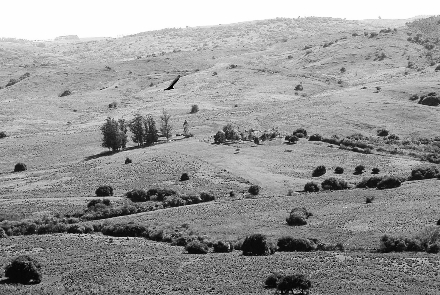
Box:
129 114 146 146
101 117 127 151
160 109 172 140
144 115 159 145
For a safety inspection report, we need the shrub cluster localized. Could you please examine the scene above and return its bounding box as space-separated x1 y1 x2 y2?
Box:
277 236 344 252
271 274 311 294
308 134 322 141
242 234 275 256
213 240 233 253
380 230 440 253
410 166 439 180
95 185 114 197
354 165 365 174
357 176 402 190
0 131 7 139
185 241 209 254
286 207 312 226
125 189 149 202
4 255 42 284
14 162 27 172
304 182 319 192
334 166 344 174
248 185 261 196
312 165 326 177
321 178 348 190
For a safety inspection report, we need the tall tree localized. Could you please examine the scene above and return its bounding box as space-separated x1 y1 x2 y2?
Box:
129 114 146 146
101 117 127 151
160 109 172 140
144 115 159 145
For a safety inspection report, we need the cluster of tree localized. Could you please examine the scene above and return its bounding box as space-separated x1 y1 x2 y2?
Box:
101 109 175 151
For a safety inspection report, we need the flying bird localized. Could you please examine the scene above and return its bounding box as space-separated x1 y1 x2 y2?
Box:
164 75 181 91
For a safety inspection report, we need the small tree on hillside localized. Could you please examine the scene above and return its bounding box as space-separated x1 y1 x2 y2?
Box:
144 115 159 145
160 109 173 140
129 114 146 146
101 117 127 151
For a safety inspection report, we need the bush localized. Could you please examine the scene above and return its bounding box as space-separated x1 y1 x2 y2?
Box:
410 166 439 180
125 157 132 164
214 130 226 144
293 128 307 138
190 104 199 114
165 196 186 208
286 214 307 226
334 167 344 174
295 84 303 91
356 176 384 189
372 168 380 174
248 185 261 195
180 173 190 181
181 194 202 204
308 134 322 141
213 241 233 253
376 129 389 136
242 234 275 256
222 123 240 141
377 176 401 190
147 188 177 201
95 185 114 197
365 196 375 204
436 65 440 71
4 255 42 284
14 162 27 172
185 241 209 254
0 131 7 138
285 135 299 143
67 224 85 234
126 189 149 202
277 274 311 294
265 273 283 288
304 182 319 192
427 243 440 253
354 165 365 174
277 236 316 252
312 165 326 177
200 192 216 202
321 178 348 190
101 223 148 237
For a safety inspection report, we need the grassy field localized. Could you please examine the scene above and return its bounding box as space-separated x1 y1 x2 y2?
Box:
1 16 440 294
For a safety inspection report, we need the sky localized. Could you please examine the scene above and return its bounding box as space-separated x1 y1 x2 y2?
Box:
0 0 438 40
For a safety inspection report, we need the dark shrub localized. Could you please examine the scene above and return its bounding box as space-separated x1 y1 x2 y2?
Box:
200 192 216 202
181 194 202 204
223 123 240 141
242 234 275 256
4 255 42 284
185 241 209 254
265 273 283 288
148 188 177 201
387 134 400 141
436 65 440 71
427 243 440 253
304 182 319 192
411 167 439 180
321 178 348 190
214 130 226 144
380 235 407 252
404 238 425 252
125 157 132 164
285 135 299 143
248 185 261 195
190 104 199 114
277 274 311 294
14 163 27 172
334 167 344 174
312 165 326 177
67 224 85 234
87 198 111 208
166 196 186 207
308 134 322 141
372 168 380 174
295 84 303 91
277 236 316 252
213 241 233 253
437 219 440 226
180 173 190 181
354 165 365 175
126 189 149 202
95 185 114 197
357 176 384 189
0 131 7 138
377 129 389 136
101 223 148 237
293 128 307 138
365 196 375 204
377 176 401 190
286 214 307 226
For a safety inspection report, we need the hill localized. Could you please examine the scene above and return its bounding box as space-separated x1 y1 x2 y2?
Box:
1 16 440 295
